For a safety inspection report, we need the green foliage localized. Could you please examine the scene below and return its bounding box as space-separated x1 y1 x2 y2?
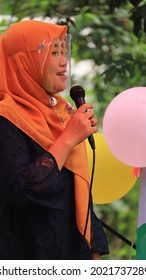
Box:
94 179 140 260
0 0 145 260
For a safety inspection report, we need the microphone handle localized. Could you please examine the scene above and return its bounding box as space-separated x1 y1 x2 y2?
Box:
74 97 86 108
75 97 96 150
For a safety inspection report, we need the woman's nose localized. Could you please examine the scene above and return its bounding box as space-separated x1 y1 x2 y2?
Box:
59 54 67 67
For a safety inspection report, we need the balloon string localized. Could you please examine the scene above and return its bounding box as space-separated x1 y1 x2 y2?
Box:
101 220 136 250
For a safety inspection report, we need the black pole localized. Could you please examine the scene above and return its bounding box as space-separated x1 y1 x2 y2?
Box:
101 220 136 250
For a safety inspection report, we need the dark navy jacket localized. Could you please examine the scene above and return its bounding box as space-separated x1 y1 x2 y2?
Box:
0 116 109 259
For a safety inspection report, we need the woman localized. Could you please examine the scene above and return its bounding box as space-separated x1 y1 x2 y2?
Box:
0 20 109 259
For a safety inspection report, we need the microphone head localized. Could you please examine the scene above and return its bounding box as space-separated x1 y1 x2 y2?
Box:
70 85 85 101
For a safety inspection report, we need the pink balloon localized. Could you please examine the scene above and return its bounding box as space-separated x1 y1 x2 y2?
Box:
103 87 146 167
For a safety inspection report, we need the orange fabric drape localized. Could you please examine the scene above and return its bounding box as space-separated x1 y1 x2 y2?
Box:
0 20 91 244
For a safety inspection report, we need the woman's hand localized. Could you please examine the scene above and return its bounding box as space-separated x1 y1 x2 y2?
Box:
63 103 98 148
48 103 98 170
91 253 102 260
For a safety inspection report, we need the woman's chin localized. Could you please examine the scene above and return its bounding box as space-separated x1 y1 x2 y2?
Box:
44 83 67 93
55 85 67 93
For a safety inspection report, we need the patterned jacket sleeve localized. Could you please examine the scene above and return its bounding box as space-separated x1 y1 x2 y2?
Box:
90 208 109 255
0 116 64 208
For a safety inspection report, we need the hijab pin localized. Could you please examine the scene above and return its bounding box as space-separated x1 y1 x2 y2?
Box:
65 102 75 115
48 96 57 107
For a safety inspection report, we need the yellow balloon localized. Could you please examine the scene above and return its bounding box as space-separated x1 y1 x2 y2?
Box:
86 133 138 204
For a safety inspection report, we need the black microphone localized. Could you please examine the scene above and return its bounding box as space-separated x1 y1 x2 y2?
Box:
70 85 96 150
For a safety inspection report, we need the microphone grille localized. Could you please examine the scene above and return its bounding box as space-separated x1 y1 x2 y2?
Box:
70 85 85 100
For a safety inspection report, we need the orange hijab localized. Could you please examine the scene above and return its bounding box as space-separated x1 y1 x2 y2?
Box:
0 20 91 244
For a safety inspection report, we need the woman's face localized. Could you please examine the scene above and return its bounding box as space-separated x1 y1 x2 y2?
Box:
41 40 67 93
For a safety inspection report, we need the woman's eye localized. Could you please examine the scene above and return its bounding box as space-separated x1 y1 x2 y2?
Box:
52 51 59 56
